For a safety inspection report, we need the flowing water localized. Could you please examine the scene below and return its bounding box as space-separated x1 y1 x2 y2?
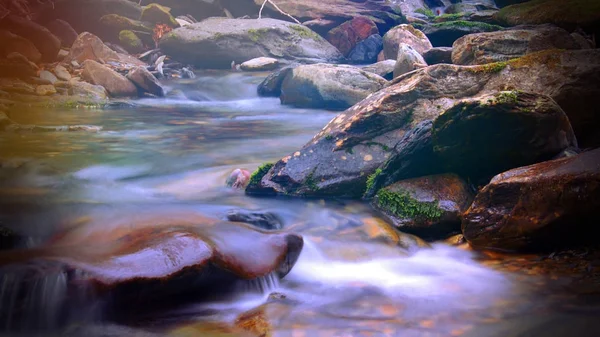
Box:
1 71 599 337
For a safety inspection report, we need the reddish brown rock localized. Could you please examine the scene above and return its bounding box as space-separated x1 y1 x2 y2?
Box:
65 32 120 65
327 16 379 56
462 148 600 252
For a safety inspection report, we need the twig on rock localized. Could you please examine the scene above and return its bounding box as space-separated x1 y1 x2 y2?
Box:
258 0 300 24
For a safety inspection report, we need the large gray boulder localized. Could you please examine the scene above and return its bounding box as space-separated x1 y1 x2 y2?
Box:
248 50 600 198
280 64 387 110
159 18 344 69
81 60 137 97
452 24 581 65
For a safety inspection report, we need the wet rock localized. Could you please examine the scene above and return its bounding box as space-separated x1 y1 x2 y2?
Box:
65 32 120 65
68 80 109 101
0 15 61 62
141 3 179 28
347 34 383 64
432 91 577 183
226 168 251 189
119 30 145 54
126 66 164 97
256 49 600 198
393 43 427 78
159 18 344 69
35 85 57 96
34 0 142 38
54 65 71 81
257 67 293 97
422 47 452 65
39 70 58 85
372 174 473 240
81 60 138 97
327 16 379 57
463 148 600 252
382 24 432 60
180 67 195 79
226 210 283 231
362 60 396 80
0 30 42 63
452 24 581 66
44 19 78 48
280 63 387 110
419 20 504 47
444 234 466 246
240 57 279 71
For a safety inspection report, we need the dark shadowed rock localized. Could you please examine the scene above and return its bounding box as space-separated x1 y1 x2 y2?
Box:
382 24 432 60
452 24 581 65
159 18 344 69
82 60 138 97
257 67 293 97
419 21 504 47
226 210 283 230
0 30 41 63
253 50 600 198
0 15 61 62
126 66 165 97
44 19 78 48
362 60 396 80
422 47 452 64
280 63 387 110
348 34 383 64
0 53 38 79
372 174 473 240
327 16 379 57
432 91 577 182
463 148 600 252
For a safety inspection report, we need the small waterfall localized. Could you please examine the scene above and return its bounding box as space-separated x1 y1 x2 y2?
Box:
240 272 280 294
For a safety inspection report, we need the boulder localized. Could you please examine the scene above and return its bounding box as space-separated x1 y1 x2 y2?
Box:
119 30 145 54
54 65 71 81
432 91 577 182
418 21 504 47
326 16 379 57
0 30 42 63
64 32 120 64
393 43 427 78
372 174 473 240
347 34 383 64
452 24 581 65
99 14 154 37
362 60 396 80
0 53 38 79
126 66 165 97
0 15 61 62
422 47 452 65
159 18 344 69
252 50 600 198
68 80 109 100
382 24 432 60
39 70 58 84
463 148 600 252
494 0 600 33
140 3 179 28
240 57 280 71
280 63 387 110
35 84 57 96
34 0 142 38
81 60 138 97
44 19 78 48
257 67 293 97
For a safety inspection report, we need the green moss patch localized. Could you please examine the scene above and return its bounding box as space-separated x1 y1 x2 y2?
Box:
375 188 443 220
249 163 274 186
415 8 436 19
429 20 503 31
289 25 321 40
365 168 382 194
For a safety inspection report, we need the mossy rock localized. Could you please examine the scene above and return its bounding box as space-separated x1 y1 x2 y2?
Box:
100 14 153 34
495 0 600 31
119 30 144 53
245 163 274 194
140 3 179 28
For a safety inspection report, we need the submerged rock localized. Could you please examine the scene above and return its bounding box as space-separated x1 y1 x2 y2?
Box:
280 63 387 110
254 50 600 198
327 16 379 57
463 148 600 252
373 174 473 240
226 210 283 231
382 24 432 60
159 18 344 69
81 60 138 97
452 24 581 65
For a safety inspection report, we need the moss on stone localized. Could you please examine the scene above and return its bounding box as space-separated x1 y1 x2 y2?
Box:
376 188 444 220
119 30 144 51
365 168 382 193
434 13 466 23
495 90 520 104
415 8 436 19
469 61 508 74
305 169 319 191
249 163 274 186
141 3 179 27
429 20 503 32
289 25 321 40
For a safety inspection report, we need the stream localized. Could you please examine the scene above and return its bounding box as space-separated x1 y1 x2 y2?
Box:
0 71 599 337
